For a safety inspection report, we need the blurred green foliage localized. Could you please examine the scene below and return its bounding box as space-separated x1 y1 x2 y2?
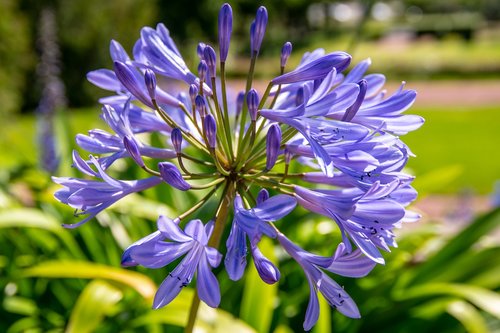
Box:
1 0 500 114
0 107 499 332
0 0 34 116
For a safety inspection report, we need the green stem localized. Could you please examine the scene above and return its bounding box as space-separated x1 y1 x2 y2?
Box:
185 181 235 333
220 62 234 162
237 54 257 150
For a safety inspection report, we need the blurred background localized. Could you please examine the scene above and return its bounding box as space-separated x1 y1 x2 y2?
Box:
0 0 499 332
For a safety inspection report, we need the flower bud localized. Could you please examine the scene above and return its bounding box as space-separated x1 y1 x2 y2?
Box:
204 114 217 148
203 45 217 78
197 42 206 60
342 79 367 122
195 95 207 117
198 60 208 82
266 124 281 170
250 6 268 55
280 42 292 68
252 245 280 284
218 3 233 62
246 89 259 121
189 84 198 106
123 136 144 167
256 189 269 204
144 69 157 101
171 128 183 153
235 91 245 119
158 162 191 191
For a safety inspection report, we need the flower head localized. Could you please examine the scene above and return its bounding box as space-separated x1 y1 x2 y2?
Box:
54 3 423 330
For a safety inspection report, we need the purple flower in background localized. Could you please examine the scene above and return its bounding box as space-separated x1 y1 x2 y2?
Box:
122 216 222 308
54 3 423 330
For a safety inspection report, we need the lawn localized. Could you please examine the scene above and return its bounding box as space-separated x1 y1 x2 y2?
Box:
405 105 500 194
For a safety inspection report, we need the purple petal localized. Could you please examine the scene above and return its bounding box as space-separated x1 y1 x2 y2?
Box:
110 40 130 62
87 69 121 91
224 222 247 281
121 230 162 267
153 249 199 309
317 272 360 318
197 255 221 307
303 277 320 331
184 219 208 244
157 215 192 242
252 194 297 221
327 249 377 277
272 52 351 85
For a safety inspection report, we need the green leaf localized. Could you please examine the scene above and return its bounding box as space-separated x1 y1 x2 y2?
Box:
3 296 38 316
447 300 489 333
0 208 61 231
66 280 123 333
131 288 194 327
22 260 156 301
0 208 84 258
409 208 500 285
132 288 256 332
395 283 500 319
240 237 278 333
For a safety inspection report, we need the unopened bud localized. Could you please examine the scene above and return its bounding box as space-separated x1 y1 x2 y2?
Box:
266 124 281 170
250 6 268 55
158 162 191 191
171 128 183 153
246 89 259 121
256 189 269 204
197 42 206 60
252 244 280 284
198 60 208 82
204 114 217 149
195 95 207 117
280 42 292 68
235 91 245 119
189 84 198 106
123 136 144 167
203 45 217 78
218 3 233 62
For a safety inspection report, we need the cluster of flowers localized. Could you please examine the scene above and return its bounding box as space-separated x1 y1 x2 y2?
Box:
53 3 423 330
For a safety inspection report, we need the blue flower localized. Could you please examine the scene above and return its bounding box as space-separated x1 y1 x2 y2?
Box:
122 216 222 308
53 152 162 228
225 191 296 282
55 3 424 329
277 234 376 330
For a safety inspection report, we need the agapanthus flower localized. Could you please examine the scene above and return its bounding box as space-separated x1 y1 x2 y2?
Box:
122 216 222 308
54 3 423 330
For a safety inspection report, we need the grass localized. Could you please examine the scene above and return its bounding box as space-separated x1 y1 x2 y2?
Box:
1 104 499 194
405 105 500 194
